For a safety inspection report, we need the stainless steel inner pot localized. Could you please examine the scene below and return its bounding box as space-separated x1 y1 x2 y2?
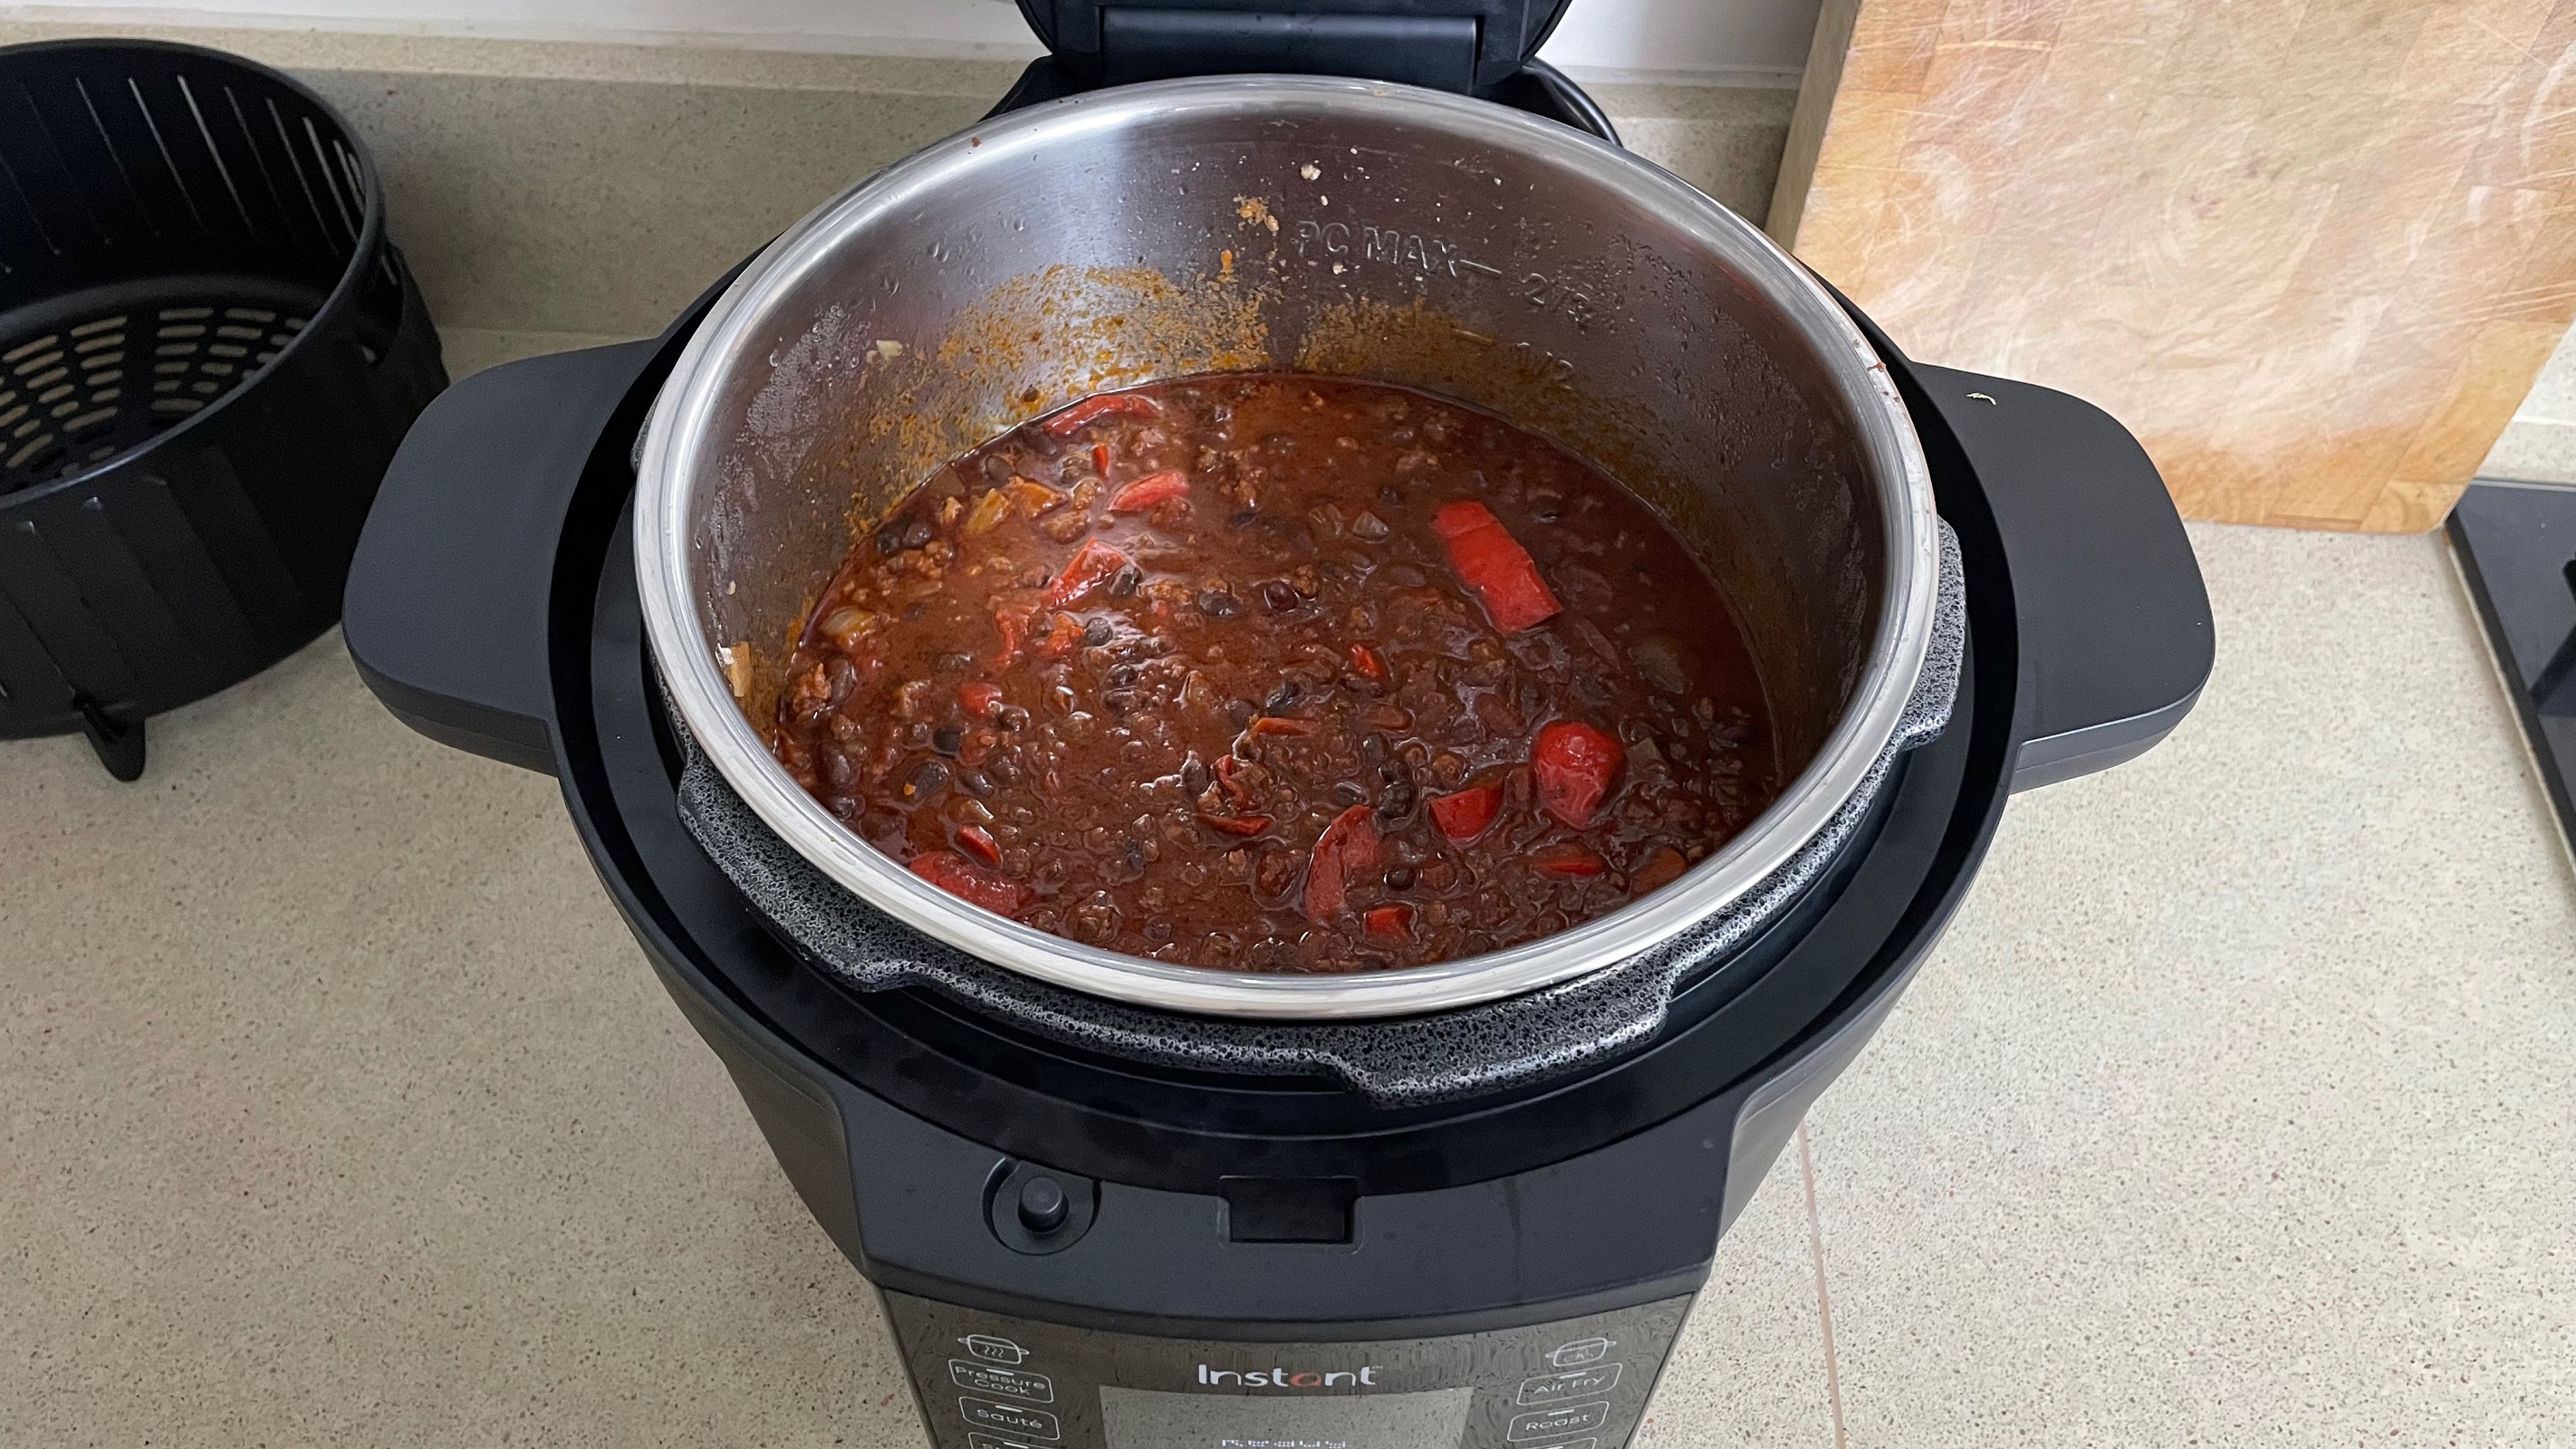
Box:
636 75 1939 1020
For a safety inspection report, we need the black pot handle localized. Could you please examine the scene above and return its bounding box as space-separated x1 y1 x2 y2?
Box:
1899 363 2214 792
1821 281 2212 793
343 341 658 772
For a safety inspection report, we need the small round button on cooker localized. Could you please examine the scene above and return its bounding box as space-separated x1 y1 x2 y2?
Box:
988 1160 1097 1253
1017 1175 1069 1233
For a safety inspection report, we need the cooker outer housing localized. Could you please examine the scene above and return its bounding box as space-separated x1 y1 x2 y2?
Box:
343 285 2209 1339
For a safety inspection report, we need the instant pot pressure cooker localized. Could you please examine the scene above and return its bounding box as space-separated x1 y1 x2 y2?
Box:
346 5 2212 1445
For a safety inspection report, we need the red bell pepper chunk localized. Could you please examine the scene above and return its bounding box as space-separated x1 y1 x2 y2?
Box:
1532 720 1624 829
1362 903 1412 938
1532 844 1606 878
1092 443 1111 479
1246 715 1314 737
909 850 1027 915
1349 643 1387 680
1427 781 1504 841
956 823 1002 865
1045 538 1131 609
1433 500 1562 635
989 607 1031 667
1040 390 1161 438
1109 470 1191 513
1301 804 1382 924
1197 812 1274 837
958 680 1004 718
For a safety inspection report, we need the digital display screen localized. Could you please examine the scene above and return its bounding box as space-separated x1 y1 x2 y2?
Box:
1097 1386 1473 1449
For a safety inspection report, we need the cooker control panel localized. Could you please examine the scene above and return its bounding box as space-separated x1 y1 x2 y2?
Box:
880 1291 1694 1449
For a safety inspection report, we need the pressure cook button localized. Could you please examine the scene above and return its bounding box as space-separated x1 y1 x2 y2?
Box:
1017 1176 1070 1233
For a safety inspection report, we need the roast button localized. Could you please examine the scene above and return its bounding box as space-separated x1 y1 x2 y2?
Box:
1016 1175 1070 1233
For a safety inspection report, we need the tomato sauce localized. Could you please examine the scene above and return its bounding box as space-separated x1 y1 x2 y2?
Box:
767 373 1779 973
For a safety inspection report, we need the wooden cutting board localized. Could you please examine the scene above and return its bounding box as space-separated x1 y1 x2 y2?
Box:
1769 0 2576 532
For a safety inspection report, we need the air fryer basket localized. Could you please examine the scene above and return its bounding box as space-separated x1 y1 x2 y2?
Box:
0 38 444 777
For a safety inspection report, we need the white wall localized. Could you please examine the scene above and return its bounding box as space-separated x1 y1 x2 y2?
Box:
0 0 1818 84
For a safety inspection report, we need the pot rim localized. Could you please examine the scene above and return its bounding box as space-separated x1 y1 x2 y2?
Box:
636 74 1939 1021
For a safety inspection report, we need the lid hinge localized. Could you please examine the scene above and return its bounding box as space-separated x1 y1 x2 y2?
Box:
1100 9 1480 91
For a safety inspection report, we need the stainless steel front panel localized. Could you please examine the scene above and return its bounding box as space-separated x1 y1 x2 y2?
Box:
880 1291 1695 1449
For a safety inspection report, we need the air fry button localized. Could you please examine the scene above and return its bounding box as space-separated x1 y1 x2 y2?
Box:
1517 1363 1621 1406
1505 1400 1612 1443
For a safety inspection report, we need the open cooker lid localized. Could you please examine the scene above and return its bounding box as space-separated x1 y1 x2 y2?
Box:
1014 0 1576 92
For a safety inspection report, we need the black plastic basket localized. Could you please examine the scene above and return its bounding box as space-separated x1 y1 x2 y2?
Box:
0 38 444 778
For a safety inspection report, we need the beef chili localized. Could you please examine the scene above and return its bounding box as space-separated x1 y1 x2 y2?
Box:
766 373 1779 973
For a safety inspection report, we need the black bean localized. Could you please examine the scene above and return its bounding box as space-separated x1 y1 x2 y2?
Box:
1143 920 1174 944
1261 580 1302 613
1360 733 1390 765
1180 754 1209 795
997 705 1032 732
1199 589 1241 619
1107 663 1139 687
1379 485 1404 507
899 759 950 804
988 753 1021 786
937 651 976 675
1110 565 1142 598
875 523 904 555
1083 618 1114 648
1378 758 1408 782
1383 865 1417 891
1376 781 1417 823
959 769 995 798
1226 699 1255 728
902 517 934 549
931 726 963 756
1264 680 1302 712
1102 689 1139 715
1331 780 1368 807
1228 508 1259 530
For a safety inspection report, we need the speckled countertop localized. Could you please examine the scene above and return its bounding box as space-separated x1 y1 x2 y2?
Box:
4 25 2574 1449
